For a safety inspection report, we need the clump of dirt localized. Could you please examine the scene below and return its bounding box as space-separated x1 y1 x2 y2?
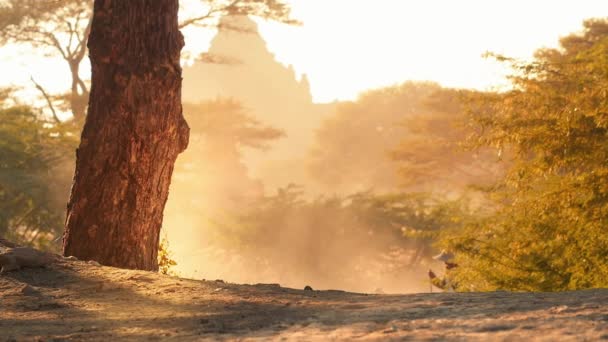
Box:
1 247 607 341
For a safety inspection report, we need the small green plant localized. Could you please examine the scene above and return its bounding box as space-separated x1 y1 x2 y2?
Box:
158 234 177 276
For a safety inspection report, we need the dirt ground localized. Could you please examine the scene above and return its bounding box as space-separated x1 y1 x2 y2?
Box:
1 257 608 341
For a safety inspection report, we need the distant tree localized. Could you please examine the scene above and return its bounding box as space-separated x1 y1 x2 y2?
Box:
178 0 296 29
168 99 284 212
309 82 495 195
0 0 92 122
185 99 285 157
62 0 190 270
0 0 295 122
391 88 501 192
308 82 441 194
443 19 608 291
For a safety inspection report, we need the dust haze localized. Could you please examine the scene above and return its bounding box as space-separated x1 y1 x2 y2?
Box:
161 15 495 293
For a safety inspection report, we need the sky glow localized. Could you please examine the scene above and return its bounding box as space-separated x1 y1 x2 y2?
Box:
0 0 607 103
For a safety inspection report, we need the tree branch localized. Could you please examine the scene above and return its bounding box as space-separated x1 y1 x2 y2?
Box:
65 20 75 57
178 7 218 29
43 31 68 60
178 0 245 29
30 76 60 124
73 13 91 62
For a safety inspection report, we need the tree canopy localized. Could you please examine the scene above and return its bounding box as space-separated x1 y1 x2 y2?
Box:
0 0 92 121
170 99 285 211
0 93 76 249
0 0 295 122
308 82 442 193
391 87 501 193
308 82 497 195
442 18 608 291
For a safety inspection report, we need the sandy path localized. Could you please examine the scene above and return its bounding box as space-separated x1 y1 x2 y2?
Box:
1 258 608 341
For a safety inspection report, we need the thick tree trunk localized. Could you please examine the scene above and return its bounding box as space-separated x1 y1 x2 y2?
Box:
63 0 189 271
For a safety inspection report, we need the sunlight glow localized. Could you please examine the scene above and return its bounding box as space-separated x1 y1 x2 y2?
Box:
257 0 608 102
0 0 606 103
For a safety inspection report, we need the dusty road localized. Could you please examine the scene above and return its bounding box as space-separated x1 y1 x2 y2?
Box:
1 257 608 341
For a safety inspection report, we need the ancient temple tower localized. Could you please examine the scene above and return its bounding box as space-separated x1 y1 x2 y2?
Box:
182 15 329 186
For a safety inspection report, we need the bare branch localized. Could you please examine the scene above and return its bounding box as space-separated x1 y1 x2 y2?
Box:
43 31 68 60
178 6 219 29
30 76 60 124
178 0 245 29
73 14 92 63
65 20 75 57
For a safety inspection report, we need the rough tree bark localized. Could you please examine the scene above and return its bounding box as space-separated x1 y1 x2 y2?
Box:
63 0 189 271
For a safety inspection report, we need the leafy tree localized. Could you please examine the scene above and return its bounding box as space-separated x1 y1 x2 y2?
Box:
179 0 296 29
168 99 284 213
0 0 294 122
309 82 497 195
308 82 442 194
0 0 93 122
391 88 501 192
0 95 76 250
442 18 608 291
185 99 285 156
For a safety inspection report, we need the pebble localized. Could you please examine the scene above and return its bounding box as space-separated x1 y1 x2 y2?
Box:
20 285 37 296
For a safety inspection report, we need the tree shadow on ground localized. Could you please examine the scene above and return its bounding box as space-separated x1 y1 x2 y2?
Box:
1 262 608 340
